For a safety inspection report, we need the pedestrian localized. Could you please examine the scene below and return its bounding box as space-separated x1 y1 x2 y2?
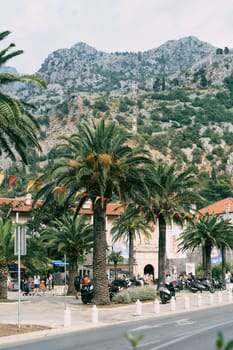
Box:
33 274 40 296
47 272 53 290
74 275 81 299
83 274 90 286
40 280 46 295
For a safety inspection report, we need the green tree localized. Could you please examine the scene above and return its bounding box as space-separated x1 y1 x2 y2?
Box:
36 119 154 304
149 162 203 287
216 48 223 55
178 214 233 280
108 251 124 280
0 30 46 164
111 208 151 279
0 218 14 299
40 213 93 295
201 175 233 203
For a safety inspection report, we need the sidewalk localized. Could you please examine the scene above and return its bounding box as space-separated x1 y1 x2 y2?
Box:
0 288 232 346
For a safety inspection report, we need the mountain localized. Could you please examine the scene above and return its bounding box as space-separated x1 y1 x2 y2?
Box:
3 36 233 202
14 36 217 113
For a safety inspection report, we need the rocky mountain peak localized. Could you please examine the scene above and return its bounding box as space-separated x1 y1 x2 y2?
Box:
70 42 98 54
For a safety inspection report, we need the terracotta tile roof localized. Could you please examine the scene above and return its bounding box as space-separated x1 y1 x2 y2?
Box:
200 197 233 215
0 197 124 216
78 202 124 216
0 197 43 212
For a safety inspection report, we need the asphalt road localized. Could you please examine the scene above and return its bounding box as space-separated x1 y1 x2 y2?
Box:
1 304 233 350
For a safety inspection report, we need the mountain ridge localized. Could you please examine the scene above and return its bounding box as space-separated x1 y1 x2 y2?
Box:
3 35 233 200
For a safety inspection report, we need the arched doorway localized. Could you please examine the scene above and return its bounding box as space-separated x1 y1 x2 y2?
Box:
144 264 154 277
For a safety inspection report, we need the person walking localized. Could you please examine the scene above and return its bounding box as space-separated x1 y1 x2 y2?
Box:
74 275 81 299
33 274 40 296
40 280 46 295
47 272 53 291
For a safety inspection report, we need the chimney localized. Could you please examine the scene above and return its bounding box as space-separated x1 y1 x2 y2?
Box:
25 193 32 206
225 203 230 215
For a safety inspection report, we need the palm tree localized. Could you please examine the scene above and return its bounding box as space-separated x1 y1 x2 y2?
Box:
40 213 93 295
148 162 204 287
0 218 14 299
0 30 46 164
36 120 154 304
108 251 124 280
111 208 152 279
178 213 233 280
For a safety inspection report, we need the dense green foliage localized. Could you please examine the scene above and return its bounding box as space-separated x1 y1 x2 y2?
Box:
112 285 157 303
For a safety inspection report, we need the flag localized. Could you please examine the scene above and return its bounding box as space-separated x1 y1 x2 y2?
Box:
8 175 17 188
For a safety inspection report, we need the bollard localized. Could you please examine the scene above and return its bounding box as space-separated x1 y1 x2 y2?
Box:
170 296 176 311
64 307 71 327
91 305 99 323
184 296 190 309
209 293 214 305
227 291 232 302
218 292 223 304
135 299 142 316
197 294 202 307
153 299 160 314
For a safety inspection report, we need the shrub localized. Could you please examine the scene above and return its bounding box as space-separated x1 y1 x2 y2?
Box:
112 286 157 304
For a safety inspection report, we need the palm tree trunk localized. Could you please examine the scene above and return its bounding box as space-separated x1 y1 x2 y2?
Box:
114 262 117 279
202 245 206 278
93 200 110 305
128 231 134 279
158 215 166 287
67 256 77 295
0 264 8 300
221 245 226 287
205 243 212 279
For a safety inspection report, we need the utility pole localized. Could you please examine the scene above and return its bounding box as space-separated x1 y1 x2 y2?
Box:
14 212 26 329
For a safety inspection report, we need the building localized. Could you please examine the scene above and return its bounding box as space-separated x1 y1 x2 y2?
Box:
0 194 184 279
2 195 232 280
200 197 233 220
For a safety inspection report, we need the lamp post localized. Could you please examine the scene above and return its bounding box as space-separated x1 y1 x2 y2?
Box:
14 212 26 329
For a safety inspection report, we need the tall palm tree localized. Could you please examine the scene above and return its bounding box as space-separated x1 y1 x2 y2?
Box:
178 213 233 279
108 251 124 280
40 213 93 295
0 218 14 299
111 208 152 279
36 120 154 304
149 162 204 287
0 30 46 164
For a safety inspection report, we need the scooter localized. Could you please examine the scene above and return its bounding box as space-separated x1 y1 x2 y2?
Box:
159 282 176 304
212 278 224 290
200 279 215 293
81 284 94 304
185 278 215 293
81 283 121 304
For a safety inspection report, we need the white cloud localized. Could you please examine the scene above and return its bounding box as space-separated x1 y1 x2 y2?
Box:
1 0 233 73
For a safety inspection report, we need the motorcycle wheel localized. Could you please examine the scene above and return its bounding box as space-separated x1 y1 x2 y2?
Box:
209 286 215 293
160 292 168 304
81 295 88 304
109 292 114 301
191 288 198 293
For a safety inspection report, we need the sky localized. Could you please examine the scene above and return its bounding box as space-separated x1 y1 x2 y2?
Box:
1 0 233 74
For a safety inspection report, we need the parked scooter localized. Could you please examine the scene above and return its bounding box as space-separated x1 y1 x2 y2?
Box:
201 279 215 293
185 278 199 293
159 282 176 304
81 283 121 304
185 278 215 293
81 283 94 304
212 278 224 290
